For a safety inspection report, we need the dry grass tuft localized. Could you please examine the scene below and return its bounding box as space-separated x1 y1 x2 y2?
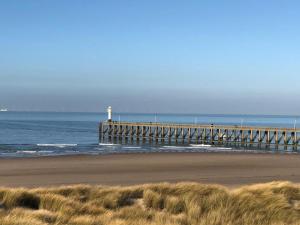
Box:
165 196 185 214
1 190 40 210
0 181 300 225
143 189 165 210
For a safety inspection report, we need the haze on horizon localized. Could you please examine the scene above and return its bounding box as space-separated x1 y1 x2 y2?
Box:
1 0 300 115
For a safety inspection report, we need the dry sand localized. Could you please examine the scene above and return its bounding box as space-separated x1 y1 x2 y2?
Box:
0 152 300 187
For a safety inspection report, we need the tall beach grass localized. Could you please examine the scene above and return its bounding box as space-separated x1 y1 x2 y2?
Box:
0 181 300 225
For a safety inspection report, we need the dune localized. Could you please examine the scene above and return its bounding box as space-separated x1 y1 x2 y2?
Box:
0 181 300 225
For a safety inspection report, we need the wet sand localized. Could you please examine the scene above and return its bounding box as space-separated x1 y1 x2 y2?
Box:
0 152 300 188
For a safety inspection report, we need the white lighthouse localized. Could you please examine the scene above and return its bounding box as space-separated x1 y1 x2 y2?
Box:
107 106 112 121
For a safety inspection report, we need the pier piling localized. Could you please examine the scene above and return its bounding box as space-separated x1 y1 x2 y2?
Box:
99 121 300 150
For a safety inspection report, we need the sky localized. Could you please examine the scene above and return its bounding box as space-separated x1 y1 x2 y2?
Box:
0 0 300 114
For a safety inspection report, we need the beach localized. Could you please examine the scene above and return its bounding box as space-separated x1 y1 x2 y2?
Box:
1 152 300 188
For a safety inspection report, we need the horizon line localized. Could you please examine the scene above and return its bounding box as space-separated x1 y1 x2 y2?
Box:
3 110 300 118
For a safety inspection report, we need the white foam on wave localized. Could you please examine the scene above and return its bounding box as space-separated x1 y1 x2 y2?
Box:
122 146 141 149
17 150 36 154
99 143 120 146
162 146 186 149
190 144 211 147
162 145 209 150
160 145 234 152
186 146 210 149
159 147 184 150
38 150 54 153
204 148 233 152
212 147 232 150
37 144 77 148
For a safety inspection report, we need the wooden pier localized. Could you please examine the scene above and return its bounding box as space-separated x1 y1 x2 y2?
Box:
99 121 300 149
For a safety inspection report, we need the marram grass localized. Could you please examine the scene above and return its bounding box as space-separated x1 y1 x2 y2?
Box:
0 181 300 225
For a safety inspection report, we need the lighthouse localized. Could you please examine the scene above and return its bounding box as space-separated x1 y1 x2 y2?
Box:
107 106 112 122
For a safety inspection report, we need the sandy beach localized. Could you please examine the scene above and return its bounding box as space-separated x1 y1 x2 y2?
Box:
0 152 300 188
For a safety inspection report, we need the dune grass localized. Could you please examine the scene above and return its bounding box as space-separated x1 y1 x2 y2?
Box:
0 181 300 225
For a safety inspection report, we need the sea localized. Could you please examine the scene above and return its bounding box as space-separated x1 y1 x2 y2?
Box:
0 111 300 157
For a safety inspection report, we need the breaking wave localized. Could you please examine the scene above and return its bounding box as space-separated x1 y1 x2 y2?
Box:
37 144 78 148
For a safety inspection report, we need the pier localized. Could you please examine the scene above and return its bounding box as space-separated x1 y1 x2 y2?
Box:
99 121 300 149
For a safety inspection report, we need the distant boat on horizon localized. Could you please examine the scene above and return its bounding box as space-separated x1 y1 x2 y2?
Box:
0 108 8 112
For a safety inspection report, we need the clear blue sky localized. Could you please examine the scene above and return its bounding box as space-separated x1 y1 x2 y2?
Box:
1 0 300 114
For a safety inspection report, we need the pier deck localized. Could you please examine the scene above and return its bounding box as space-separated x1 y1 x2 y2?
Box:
99 121 300 148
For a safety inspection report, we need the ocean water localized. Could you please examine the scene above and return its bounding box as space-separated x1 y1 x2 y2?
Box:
0 111 299 157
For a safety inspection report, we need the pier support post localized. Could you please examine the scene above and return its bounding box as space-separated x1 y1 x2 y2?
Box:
99 122 103 142
99 121 300 151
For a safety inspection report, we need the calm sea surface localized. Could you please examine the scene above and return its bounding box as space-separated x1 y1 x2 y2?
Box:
0 111 299 157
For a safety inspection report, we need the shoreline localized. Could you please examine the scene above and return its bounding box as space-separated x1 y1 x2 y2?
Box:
1 146 299 159
1 152 300 188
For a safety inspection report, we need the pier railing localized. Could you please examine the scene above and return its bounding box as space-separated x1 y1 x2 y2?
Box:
99 121 300 147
